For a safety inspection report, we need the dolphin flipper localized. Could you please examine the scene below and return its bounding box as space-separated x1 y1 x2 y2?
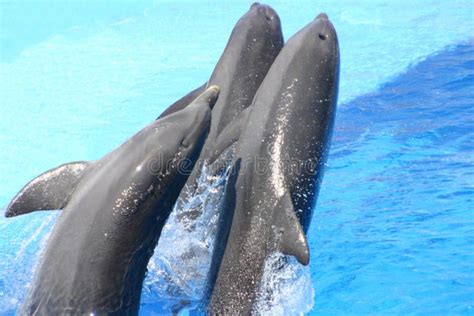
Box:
208 108 250 164
275 191 310 265
5 161 91 217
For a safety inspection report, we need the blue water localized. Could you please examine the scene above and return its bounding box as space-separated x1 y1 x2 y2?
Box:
0 1 473 315
312 42 474 315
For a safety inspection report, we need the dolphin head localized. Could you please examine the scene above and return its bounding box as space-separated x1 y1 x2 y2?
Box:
147 86 219 178
301 13 339 77
214 2 283 67
275 12 339 108
243 3 282 39
176 86 220 155
230 3 283 53
305 13 340 111
310 13 339 64
113 86 218 229
206 3 283 136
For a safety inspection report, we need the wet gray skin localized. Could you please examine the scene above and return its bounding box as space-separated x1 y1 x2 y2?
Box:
208 13 340 315
5 87 219 315
165 3 284 222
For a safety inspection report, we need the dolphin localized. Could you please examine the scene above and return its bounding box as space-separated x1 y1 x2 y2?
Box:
208 13 340 314
5 86 220 315
169 3 284 221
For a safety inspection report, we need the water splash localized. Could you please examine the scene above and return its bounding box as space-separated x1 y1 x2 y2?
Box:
144 162 230 308
143 151 315 314
0 213 58 314
254 253 314 316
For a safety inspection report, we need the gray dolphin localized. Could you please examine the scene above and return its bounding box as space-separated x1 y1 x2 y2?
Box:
165 4 284 221
208 13 340 314
5 86 220 315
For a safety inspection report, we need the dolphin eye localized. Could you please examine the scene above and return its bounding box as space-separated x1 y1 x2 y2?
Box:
319 33 328 40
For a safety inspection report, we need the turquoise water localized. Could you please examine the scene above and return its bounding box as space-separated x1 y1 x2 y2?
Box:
0 1 473 314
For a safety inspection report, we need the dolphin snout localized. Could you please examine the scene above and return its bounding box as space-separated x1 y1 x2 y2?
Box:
250 3 277 22
206 85 220 110
186 85 219 139
262 5 278 22
316 12 329 20
314 13 335 41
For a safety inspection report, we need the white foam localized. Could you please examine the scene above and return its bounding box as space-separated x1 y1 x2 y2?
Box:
254 253 314 315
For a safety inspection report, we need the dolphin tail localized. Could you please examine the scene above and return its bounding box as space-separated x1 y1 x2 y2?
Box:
5 161 91 217
275 191 310 265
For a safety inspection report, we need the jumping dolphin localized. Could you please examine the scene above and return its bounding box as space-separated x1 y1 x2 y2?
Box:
5 86 220 315
167 3 284 220
208 13 340 314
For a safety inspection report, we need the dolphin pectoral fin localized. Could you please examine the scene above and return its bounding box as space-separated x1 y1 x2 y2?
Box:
5 161 91 217
275 192 310 265
208 108 250 164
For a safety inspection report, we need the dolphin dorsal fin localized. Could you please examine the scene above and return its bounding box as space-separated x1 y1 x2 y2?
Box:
208 107 251 164
274 191 310 265
5 161 91 217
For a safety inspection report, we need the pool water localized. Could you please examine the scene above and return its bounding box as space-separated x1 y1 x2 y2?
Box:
0 1 473 315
